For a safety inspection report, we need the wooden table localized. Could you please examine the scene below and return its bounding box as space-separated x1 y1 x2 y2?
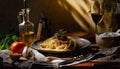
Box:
61 61 120 69
3 61 120 69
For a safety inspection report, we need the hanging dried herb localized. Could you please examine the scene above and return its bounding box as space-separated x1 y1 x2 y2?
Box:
92 0 117 12
102 0 117 13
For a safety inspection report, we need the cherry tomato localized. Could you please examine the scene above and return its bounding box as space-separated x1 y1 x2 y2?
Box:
10 42 26 54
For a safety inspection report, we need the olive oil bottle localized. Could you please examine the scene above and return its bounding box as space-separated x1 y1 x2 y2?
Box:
18 8 34 46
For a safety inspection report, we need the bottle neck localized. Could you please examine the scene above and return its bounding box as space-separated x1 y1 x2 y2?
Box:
21 14 25 23
26 12 30 22
24 8 30 22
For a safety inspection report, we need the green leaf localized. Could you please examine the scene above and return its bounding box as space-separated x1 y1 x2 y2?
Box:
54 29 67 36
0 33 19 50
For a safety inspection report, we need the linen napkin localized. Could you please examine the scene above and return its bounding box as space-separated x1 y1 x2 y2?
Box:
0 50 13 64
91 45 120 62
22 47 48 62
1 45 120 69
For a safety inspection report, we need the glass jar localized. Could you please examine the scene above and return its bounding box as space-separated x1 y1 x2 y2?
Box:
18 8 34 47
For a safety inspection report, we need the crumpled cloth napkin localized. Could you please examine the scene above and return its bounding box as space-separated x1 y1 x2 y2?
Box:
91 45 120 62
1 45 120 69
0 50 13 64
22 47 48 62
17 47 68 69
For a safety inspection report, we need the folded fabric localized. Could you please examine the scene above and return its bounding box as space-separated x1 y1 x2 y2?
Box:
22 47 48 62
0 50 13 64
91 46 120 62
1 45 120 69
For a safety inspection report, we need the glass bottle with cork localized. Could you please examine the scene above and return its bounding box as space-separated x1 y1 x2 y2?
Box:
38 13 50 40
35 13 51 41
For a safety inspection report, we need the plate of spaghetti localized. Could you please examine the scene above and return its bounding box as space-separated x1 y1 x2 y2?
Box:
32 35 91 53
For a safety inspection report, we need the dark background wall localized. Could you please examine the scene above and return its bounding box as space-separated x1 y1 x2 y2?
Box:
0 0 24 34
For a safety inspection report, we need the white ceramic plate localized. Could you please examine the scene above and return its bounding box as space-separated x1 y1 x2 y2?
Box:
73 37 91 49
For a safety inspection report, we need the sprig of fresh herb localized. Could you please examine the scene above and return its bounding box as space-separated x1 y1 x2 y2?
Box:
54 29 67 36
0 33 19 50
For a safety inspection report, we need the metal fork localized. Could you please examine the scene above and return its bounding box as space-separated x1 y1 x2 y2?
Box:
59 51 102 66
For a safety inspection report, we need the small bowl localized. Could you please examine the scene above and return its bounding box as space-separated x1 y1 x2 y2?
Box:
96 32 120 48
9 53 21 61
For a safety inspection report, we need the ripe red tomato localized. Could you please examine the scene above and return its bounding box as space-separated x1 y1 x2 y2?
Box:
10 42 26 54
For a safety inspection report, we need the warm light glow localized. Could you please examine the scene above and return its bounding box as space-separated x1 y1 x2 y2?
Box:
57 0 95 32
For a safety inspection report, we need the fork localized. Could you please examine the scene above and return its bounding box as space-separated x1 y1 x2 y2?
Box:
59 51 102 66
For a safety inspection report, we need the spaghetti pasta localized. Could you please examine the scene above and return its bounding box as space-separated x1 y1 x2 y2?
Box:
39 36 83 52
